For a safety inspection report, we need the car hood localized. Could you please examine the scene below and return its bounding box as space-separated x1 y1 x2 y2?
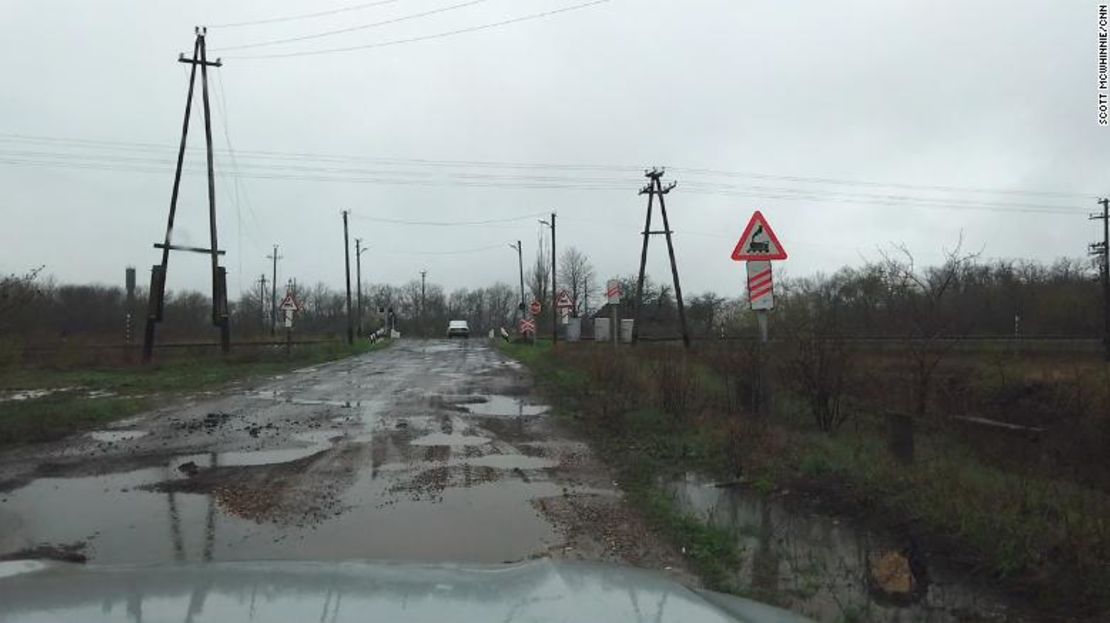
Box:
0 558 813 623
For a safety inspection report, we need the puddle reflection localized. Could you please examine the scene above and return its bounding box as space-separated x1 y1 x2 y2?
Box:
664 473 1027 623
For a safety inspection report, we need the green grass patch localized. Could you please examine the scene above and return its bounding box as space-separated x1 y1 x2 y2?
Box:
498 341 1110 615
498 341 744 591
624 467 739 591
0 395 148 446
0 339 391 447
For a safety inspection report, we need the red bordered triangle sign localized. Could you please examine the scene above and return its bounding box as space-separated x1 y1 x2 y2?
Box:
730 211 788 261
279 292 300 312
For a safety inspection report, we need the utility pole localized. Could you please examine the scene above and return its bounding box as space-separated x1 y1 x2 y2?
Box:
633 168 691 348
342 211 353 345
583 275 589 318
124 267 136 361
1090 197 1110 361
142 28 228 363
510 241 525 319
355 238 366 338
266 245 281 337
257 273 268 330
420 269 427 338
540 214 557 345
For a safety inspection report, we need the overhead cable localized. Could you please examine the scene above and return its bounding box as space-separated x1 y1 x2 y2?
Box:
226 0 613 59
209 0 408 29
215 0 495 52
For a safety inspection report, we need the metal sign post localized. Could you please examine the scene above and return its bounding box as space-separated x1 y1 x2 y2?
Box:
732 213 788 419
279 289 301 357
283 309 293 356
555 290 573 341
529 299 541 345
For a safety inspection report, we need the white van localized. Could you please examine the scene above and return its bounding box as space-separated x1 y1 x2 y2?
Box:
446 320 470 338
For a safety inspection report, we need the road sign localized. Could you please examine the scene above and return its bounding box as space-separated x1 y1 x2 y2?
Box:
279 292 300 312
747 260 774 310
283 309 294 328
606 279 621 304
530 299 542 316
731 211 787 261
555 289 573 309
519 318 536 335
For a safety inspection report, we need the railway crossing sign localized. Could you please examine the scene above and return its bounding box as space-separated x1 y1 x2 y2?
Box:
731 211 787 261
519 318 536 335
278 292 300 312
529 299 542 316
747 261 774 311
555 290 573 310
606 279 621 304
279 291 301 329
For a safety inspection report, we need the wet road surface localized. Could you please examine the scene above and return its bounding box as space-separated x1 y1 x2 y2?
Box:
0 340 689 578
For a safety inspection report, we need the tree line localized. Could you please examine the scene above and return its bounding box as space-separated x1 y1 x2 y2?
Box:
0 246 1100 343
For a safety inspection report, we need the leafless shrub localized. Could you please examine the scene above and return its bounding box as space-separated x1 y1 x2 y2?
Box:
583 349 643 432
778 275 856 432
704 341 760 417
783 333 854 432
653 356 700 421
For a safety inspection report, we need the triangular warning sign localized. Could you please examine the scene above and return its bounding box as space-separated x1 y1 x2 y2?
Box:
279 293 300 312
555 290 573 308
730 211 787 261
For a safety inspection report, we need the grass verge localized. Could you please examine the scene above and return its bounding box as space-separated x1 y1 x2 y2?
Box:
497 341 742 591
497 341 1110 617
0 339 390 446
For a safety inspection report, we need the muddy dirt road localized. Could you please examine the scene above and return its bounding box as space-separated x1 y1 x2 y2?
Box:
0 340 688 578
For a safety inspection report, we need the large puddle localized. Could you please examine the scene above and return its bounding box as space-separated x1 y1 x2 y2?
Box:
663 473 1035 622
88 430 148 443
0 433 566 566
461 395 549 417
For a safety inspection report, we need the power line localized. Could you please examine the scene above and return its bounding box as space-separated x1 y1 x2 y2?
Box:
374 243 508 255
0 132 639 172
215 0 495 52
0 131 1093 200
226 0 613 59
0 154 1087 215
354 212 548 225
671 166 1090 200
209 0 409 29
212 71 267 243
0 142 1082 208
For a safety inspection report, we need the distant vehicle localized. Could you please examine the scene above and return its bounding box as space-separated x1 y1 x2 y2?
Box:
447 320 470 338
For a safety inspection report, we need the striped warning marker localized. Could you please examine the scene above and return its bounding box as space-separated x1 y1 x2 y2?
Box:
746 260 774 310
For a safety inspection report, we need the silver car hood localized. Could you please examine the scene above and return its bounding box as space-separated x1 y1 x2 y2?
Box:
0 559 812 623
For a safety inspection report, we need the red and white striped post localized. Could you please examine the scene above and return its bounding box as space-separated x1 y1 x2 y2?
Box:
746 260 774 342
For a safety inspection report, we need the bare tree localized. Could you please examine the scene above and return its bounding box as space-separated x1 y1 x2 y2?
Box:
559 247 595 317
688 292 727 338
877 236 979 418
527 232 550 308
0 267 43 334
484 282 516 330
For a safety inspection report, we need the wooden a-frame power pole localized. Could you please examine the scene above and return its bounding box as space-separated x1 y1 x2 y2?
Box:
142 28 228 362
632 167 691 348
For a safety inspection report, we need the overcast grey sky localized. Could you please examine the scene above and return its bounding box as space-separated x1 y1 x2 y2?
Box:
1 0 1105 298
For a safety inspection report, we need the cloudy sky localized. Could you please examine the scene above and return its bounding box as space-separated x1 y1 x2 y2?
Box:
0 0 1105 299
